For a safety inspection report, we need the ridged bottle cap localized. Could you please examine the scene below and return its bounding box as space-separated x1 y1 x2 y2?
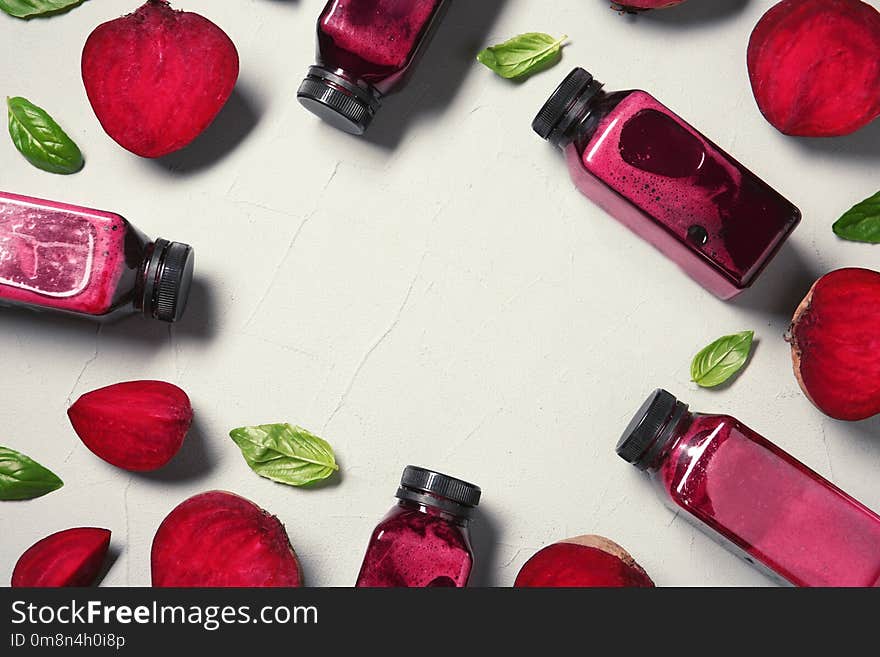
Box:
297 66 380 135
141 239 194 323
616 389 688 470
396 466 481 516
532 67 604 147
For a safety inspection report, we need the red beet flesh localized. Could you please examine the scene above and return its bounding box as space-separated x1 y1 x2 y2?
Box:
81 0 239 158
789 268 880 421
748 0 880 137
12 528 111 587
151 491 303 587
514 535 654 587
68 380 192 472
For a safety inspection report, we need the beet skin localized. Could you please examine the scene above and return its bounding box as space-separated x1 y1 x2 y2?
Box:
748 0 880 137
789 268 880 421
81 0 239 157
151 491 303 587
68 380 192 472
12 528 111 587
514 535 654 587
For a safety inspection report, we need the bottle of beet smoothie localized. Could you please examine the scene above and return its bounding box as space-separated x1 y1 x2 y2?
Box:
0 192 193 322
356 466 481 587
298 0 448 134
533 68 801 300
616 389 880 587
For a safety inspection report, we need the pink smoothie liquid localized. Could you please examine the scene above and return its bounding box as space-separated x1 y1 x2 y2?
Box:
536 69 800 299
658 415 880 587
0 192 193 322
356 502 474 587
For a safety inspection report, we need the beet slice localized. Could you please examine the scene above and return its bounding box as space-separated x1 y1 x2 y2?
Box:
151 491 303 587
514 535 654 587
748 0 880 137
12 528 111 587
789 268 880 421
68 380 193 472
81 0 239 158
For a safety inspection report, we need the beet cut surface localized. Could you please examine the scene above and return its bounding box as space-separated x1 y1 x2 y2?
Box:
81 0 239 158
748 0 880 137
12 528 111 587
151 491 303 587
67 380 192 472
790 268 880 421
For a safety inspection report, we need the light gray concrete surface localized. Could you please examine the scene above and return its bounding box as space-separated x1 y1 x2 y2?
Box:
1 0 879 587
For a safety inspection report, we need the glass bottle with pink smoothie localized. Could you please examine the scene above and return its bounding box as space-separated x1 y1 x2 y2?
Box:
356 466 480 587
0 192 193 322
533 68 801 299
298 0 448 134
616 389 880 587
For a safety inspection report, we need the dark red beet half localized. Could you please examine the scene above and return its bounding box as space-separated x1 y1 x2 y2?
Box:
748 0 880 137
789 268 880 421
151 491 303 587
81 0 239 158
12 528 111 587
68 380 192 472
514 535 654 587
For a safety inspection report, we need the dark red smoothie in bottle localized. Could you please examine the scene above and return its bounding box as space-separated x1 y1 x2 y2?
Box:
0 192 193 322
617 389 880 587
356 465 480 587
298 0 447 134
534 68 801 299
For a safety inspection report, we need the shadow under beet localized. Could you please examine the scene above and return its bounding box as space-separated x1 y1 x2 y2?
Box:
150 84 262 174
616 0 750 26
134 419 216 484
468 502 502 587
791 118 880 161
94 544 122 587
361 0 508 150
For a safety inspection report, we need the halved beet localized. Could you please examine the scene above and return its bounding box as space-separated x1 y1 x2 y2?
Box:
81 0 239 157
514 535 654 587
789 268 880 421
12 528 111 587
151 491 302 587
68 380 193 472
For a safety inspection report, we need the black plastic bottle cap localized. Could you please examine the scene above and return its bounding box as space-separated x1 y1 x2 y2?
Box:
297 66 381 135
141 239 194 323
532 67 604 147
396 465 481 517
616 389 688 470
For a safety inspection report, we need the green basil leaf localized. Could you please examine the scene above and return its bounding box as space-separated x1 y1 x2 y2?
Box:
690 330 755 388
833 191 880 244
0 0 86 19
0 445 63 500
477 32 568 80
229 423 339 487
7 96 83 174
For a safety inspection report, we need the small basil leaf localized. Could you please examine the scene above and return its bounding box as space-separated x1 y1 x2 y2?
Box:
477 32 568 80
690 330 755 388
7 96 84 174
229 423 339 487
0 0 86 19
0 445 64 500
833 191 880 244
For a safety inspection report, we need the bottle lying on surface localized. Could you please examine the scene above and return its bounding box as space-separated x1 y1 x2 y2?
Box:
0 192 194 322
617 389 880 587
533 68 801 300
298 0 448 134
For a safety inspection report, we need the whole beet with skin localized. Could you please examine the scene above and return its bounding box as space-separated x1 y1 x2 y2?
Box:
514 535 654 587
152 491 303 587
82 0 239 157
789 268 880 421
748 0 880 137
12 528 111 587
68 380 192 472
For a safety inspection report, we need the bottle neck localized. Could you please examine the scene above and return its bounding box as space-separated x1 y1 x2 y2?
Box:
641 406 693 472
550 82 605 148
395 489 472 525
